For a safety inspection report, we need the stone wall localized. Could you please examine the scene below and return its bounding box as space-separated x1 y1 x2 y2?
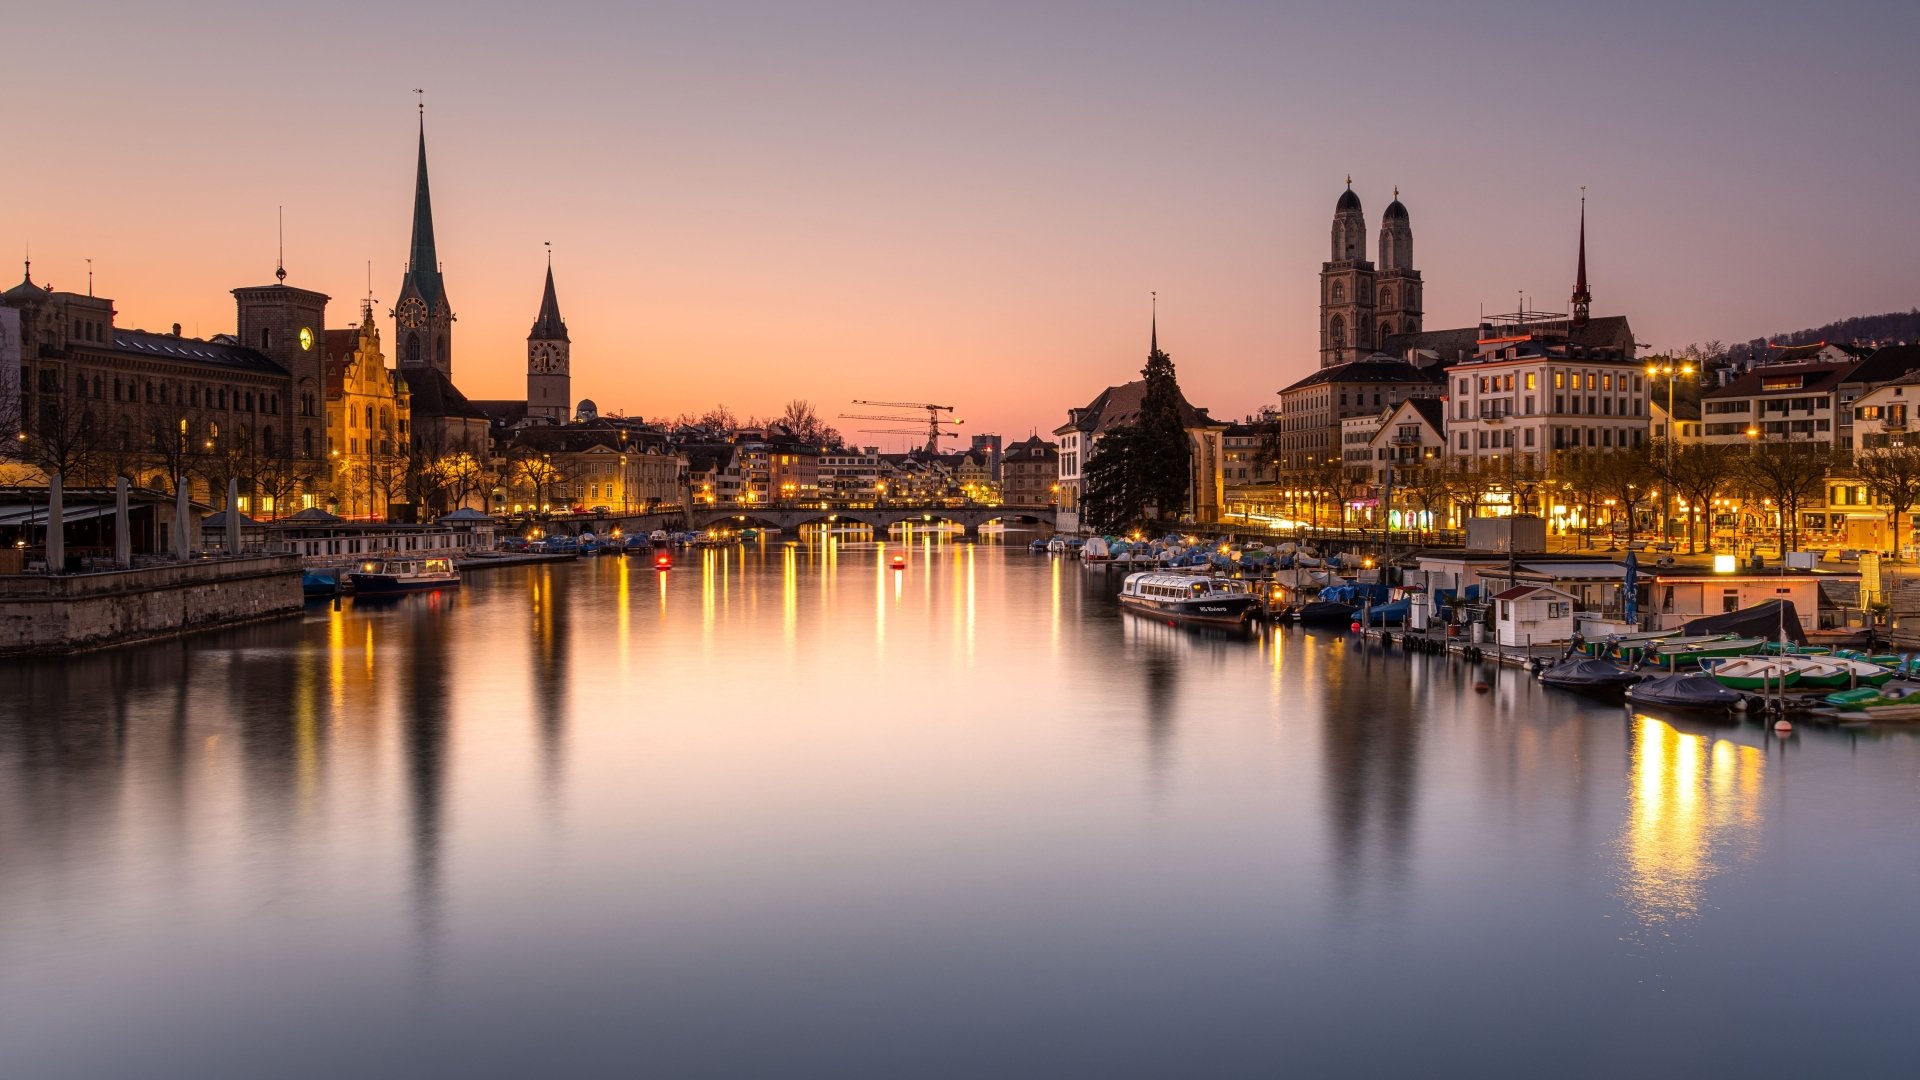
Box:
0 555 302 656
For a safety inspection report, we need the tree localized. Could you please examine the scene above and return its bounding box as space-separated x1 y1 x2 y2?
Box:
1593 444 1656 543
1136 345 1192 520
1448 456 1502 523
1661 442 1740 553
1395 453 1455 540
1851 447 1920 555
1735 440 1833 555
778 399 842 448
1080 424 1152 533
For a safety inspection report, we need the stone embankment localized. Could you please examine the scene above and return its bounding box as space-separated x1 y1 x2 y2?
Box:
0 555 302 656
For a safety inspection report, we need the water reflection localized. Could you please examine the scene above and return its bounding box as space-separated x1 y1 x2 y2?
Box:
1617 714 1765 936
1318 631 1421 908
403 598 452 950
532 567 571 806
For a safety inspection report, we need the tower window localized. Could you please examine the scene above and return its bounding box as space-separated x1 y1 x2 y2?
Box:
261 329 272 350
1331 282 1345 304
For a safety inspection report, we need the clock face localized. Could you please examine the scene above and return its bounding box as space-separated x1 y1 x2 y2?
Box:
298 327 314 351
397 297 427 330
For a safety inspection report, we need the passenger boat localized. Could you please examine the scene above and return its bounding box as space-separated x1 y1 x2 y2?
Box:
1624 672 1748 712
1118 571 1261 627
348 557 460 595
1537 657 1642 699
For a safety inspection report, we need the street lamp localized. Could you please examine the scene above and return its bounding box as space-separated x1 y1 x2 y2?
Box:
1646 359 1695 467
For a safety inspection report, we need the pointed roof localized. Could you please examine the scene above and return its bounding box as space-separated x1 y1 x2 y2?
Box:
1571 195 1591 324
1336 176 1361 213
399 116 448 310
529 263 569 341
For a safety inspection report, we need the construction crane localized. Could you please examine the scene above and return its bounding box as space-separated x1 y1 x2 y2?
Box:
856 428 961 453
841 400 962 454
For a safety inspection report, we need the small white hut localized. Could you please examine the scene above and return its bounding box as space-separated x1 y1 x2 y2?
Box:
1492 584 1577 647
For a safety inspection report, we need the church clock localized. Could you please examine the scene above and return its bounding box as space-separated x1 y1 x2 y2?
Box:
396 297 427 330
298 327 314 351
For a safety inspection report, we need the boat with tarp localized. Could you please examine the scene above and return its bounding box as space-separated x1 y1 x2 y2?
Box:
1624 672 1749 712
1537 656 1642 699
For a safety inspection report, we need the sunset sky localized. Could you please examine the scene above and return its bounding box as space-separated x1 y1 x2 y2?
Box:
9 1 1918 445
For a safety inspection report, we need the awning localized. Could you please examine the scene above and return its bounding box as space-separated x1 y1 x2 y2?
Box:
0 504 124 526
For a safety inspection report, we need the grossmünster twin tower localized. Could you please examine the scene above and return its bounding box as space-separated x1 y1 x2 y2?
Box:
1319 179 1424 368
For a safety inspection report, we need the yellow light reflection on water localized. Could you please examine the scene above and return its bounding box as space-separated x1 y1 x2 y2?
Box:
328 603 347 710
1619 714 1765 932
616 554 631 674
782 543 798 650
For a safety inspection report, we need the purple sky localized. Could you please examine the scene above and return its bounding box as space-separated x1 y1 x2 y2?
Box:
9 1 1918 442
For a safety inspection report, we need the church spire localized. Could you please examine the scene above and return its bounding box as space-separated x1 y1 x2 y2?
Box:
1571 189 1591 326
1150 291 1158 355
529 254 569 342
409 113 438 280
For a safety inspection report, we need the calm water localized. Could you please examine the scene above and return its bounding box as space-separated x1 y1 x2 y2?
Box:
3 538 1918 1079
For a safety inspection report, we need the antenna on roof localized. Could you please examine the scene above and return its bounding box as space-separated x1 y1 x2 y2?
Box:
275 206 287 283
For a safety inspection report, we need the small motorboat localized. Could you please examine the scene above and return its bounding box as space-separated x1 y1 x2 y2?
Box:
348 557 460 595
302 570 340 598
1704 655 1807 691
1625 672 1748 712
1294 600 1358 626
1537 657 1642 699
1790 655 1895 689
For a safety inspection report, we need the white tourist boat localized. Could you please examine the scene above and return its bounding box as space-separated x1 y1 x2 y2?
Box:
348 557 461 595
1117 571 1261 627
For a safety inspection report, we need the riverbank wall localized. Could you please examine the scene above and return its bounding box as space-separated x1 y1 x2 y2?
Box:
0 555 303 656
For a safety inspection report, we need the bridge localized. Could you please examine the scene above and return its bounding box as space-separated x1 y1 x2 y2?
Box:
687 502 1057 540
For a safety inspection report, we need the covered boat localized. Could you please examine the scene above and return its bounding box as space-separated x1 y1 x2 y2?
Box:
1293 599 1358 626
1538 657 1642 699
1649 636 1764 668
1625 673 1748 712
1682 599 1808 646
1117 571 1261 627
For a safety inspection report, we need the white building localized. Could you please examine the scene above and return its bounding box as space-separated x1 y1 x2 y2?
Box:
1444 316 1647 468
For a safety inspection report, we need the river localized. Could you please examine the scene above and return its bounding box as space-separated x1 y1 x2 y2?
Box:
3 537 1917 1078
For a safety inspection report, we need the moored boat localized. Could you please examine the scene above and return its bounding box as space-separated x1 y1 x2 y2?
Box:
1117 571 1261 627
1704 655 1806 691
1789 655 1895 689
348 557 460 595
1625 672 1748 712
1537 657 1642 699
302 570 340 598
1293 599 1358 626
1650 636 1764 668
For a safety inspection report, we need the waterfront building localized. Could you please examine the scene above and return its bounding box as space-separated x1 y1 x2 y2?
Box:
1443 312 1646 470
1275 357 1443 473
768 440 821 502
1 260 330 514
949 448 998 502
1699 356 1852 448
1000 436 1058 505
322 301 412 519
497 423 683 514
1351 397 1446 490
818 446 885 502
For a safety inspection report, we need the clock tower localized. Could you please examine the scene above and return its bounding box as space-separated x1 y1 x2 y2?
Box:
526 260 571 424
393 111 455 376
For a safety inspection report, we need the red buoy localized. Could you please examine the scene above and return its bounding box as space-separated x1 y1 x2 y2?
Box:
891 554 907 570
655 552 672 570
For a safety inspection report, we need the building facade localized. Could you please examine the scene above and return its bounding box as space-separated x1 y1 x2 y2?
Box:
322 303 412 519
1000 436 1058 505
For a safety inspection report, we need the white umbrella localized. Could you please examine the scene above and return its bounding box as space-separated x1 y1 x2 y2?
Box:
226 478 242 555
46 470 64 571
174 477 190 559
114 476 131 568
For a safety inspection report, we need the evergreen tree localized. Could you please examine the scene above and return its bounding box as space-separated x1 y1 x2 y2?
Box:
1080 424 1151 534
1136 341 1192 520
